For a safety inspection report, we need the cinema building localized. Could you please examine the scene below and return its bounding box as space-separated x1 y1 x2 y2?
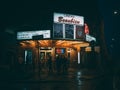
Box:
16 13 98 69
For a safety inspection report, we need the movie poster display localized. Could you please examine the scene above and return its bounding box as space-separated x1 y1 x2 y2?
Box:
53 23 63 38
25 50 32 64
76 25 85 39
65 24 74 39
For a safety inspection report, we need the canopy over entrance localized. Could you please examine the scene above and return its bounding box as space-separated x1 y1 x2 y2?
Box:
19 40 89 50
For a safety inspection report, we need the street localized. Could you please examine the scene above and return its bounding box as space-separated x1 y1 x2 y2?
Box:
0 69 113 90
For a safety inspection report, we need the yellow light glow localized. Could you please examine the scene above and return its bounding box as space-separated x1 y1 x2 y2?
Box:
19 40 89 50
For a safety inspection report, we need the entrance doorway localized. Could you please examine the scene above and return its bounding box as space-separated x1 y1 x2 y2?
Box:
39 50 52 70
40 51 52 61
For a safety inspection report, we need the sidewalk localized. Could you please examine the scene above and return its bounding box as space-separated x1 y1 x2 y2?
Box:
0 67 105 83
0 68 77 82
76 68 105 80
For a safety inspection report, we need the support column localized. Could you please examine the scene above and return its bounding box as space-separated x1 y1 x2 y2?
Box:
78 51 80 64
77 47 81 64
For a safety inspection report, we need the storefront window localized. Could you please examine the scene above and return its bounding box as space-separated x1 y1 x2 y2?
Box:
53 23 63 38
76 25 85 39
65 24 74 39
40 52 45 60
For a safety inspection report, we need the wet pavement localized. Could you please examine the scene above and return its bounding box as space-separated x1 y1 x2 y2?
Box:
0 75 113 90
0 67 114 90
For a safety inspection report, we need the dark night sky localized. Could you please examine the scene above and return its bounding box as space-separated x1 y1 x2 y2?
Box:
0 0 119 37
98 0 120 57
0 0 119 29
0 0 119 58
0 0 119 41
0 0 100 30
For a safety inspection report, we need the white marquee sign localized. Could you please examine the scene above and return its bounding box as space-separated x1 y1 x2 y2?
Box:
54 13 84 26
17 30 51 40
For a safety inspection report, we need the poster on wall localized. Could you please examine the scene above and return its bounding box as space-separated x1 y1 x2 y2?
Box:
55 48 66 54
25 50 32 64
53 23 63 38
65 24 74 39
76 25 85 39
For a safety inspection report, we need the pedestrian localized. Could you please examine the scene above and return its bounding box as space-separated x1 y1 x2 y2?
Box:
47 55 52 73
38 60 41 73
56 55 62 74
18 56 24 73
32 58 36 72
62 55 68 73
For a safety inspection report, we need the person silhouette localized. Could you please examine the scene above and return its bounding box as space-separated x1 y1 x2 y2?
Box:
47 55 52 73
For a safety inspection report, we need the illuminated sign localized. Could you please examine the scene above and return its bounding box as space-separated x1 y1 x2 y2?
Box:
54 13 84 26
53 12 85 40
55 48 66 54
84 23 89 34
86 34 96 42
17 30 51 40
